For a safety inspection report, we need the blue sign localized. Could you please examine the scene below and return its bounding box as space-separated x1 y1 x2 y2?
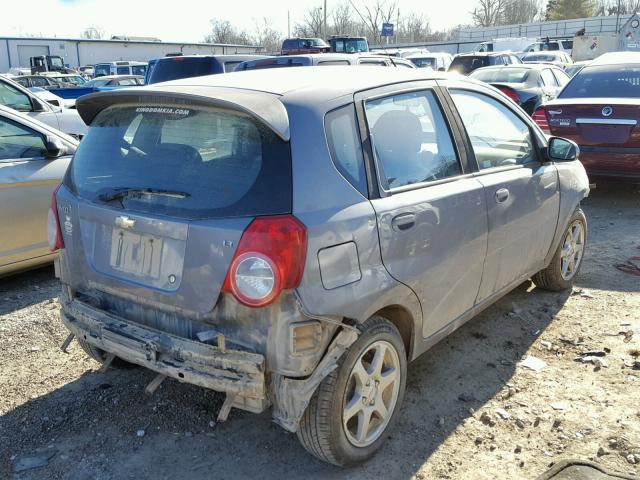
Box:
381 23 394 37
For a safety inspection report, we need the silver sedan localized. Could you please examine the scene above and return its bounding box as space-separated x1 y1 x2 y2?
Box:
0 105 77 276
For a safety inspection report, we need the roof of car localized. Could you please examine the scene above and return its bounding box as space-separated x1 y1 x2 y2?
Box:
473 63 559 71
590 51 640 66
89 74 143 81
456 52 512 57
76 66 460 142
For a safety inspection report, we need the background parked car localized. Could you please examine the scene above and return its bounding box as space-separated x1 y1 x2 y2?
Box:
522 51 573 69
43 73 87 86
0 105 77 276
13 75 61 89
448 52 522 75
329 36 369 53
0 75 87 137
281 37 330 55
93 61 147 78
469 64 570 114
406 52 453 71
533 52 640 181
84 75 144 90
145 55 264 84
565 60 590 78
234 53 415 70
522 39 573 55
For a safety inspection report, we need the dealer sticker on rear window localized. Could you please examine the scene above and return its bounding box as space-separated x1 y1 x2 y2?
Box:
135 106 191 118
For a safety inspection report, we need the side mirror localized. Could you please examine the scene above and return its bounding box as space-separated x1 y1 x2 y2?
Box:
548 137 579 162
45 136 67 158
438 67 446 71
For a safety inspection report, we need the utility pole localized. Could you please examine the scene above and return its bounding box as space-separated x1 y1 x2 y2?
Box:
288 10 291 38
323 0 328 39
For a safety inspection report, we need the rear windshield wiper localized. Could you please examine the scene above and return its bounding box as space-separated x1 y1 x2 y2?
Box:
97 187 191 203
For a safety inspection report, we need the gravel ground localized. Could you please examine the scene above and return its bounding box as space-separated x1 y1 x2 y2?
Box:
0 184 638 480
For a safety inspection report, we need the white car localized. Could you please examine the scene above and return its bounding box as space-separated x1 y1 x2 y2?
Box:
521 39 573 56
0 75 86 138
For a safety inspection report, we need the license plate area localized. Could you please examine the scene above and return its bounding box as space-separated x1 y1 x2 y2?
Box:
109 228 163 278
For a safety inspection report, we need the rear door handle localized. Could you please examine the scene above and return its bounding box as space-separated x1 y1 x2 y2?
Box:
391 213 416 231
495 188 510 203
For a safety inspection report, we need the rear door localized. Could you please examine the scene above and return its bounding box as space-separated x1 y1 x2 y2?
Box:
447 86 559 302
0 114 71 267
59 100 292 315
358 82 488 338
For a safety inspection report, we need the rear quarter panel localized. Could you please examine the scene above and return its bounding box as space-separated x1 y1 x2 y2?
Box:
284 92 422 352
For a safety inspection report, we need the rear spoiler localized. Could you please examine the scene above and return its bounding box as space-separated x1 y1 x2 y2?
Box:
75 85 290 141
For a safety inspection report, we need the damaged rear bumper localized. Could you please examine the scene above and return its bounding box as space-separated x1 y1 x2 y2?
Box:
61 299 268 414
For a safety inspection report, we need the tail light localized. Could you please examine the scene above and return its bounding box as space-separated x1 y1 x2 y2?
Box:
223 215 307 307
47 184 64 251
497 86 520 105
532 106 550 134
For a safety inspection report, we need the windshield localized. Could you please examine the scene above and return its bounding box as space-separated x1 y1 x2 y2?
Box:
559 65 640 98
237 57 310 70
131 64 147 76
68 104 292 219
449 56 488 74
50 57 64 68
334 39 368 53
147 57 215 84
470 68 530 83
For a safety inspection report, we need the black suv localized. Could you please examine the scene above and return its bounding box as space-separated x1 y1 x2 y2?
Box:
145 54 265 84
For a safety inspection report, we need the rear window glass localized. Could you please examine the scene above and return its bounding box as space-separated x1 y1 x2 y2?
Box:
524 54 556 62
94 65 110 77
559 65 640 98
68 105 292 219
449 57 489 74
470 68 529 83
147 58 215 84
238 58 309 70
409 57 436 68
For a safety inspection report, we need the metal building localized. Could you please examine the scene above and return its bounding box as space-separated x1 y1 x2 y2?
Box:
1 36 262 72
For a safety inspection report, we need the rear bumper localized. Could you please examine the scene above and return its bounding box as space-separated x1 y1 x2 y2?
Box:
578 147 640 181
61 299 267 411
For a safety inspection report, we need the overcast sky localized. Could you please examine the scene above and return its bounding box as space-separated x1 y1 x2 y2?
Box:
0 0 478 43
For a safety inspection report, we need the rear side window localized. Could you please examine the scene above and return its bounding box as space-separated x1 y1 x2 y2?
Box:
117 67 129 75
365 90 460 190
147 58 215 84
540 69 559 87
450 90 535 169
68 105 292 219
131 65 147 76
325 105 367 196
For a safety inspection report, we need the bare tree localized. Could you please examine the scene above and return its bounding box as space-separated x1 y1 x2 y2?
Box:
253 18 282 54
595 0 640 15
471 0 507 26
293 7 325 37
397 13 430 43
204 18 251 44
360 0 398 44
502 0 543 24
331 3 355 36
81 26 104 39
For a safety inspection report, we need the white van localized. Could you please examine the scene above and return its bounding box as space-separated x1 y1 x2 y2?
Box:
93 61 147 78
474 37 537 53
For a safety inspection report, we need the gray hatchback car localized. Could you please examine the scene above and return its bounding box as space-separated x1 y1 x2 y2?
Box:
51 67 589 466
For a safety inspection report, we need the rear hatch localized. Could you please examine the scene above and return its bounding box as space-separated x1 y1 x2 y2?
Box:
60 94 292 315
544 98 640 173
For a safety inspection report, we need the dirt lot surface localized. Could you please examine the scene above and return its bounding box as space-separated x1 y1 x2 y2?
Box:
1 185 639 480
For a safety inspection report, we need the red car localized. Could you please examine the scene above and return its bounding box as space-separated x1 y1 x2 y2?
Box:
533 52 640 181
281 38 330 55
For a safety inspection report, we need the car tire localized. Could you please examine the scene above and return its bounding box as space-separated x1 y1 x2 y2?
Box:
77 338 135 369
533 208 587 291
297 316 407 466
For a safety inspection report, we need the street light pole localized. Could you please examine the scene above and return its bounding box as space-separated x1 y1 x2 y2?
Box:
323 0 327 39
